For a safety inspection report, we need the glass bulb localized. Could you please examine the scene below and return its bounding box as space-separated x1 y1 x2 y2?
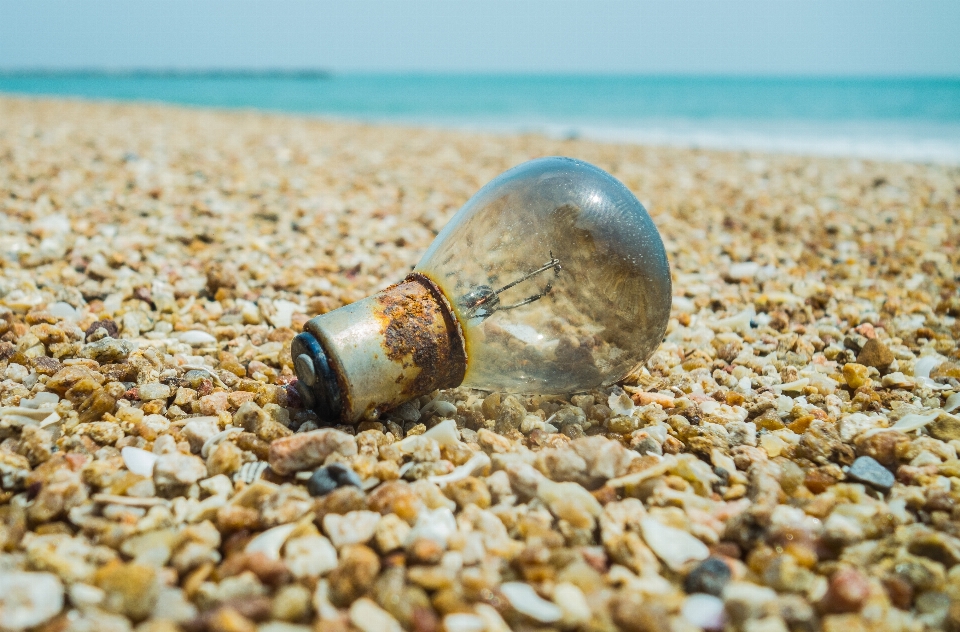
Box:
292 157 671 423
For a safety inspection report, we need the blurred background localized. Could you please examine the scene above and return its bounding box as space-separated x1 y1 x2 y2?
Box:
1 0 959 162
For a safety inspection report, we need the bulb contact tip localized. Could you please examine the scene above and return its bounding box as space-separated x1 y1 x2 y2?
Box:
291 332 342 421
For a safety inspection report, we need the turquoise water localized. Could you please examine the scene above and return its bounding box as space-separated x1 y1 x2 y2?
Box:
2 74 959 162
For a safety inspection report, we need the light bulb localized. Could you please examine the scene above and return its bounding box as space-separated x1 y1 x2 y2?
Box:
292 157 672 423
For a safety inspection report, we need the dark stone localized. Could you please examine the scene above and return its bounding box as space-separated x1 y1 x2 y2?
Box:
846 455 895 492
84 319 119 340
307 463 363 497
683 557 731 596
856 338 894 370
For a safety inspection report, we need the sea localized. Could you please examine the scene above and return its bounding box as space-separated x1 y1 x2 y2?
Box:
1 73 959 164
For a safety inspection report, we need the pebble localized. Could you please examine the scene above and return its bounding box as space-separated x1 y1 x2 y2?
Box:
374 513 412 553
553 582 591 626
3 97 960 632
245 523 298 561
153 451 207 489
856 338 894 370
682 593 727 631
846 455 895 492
684 557 732 596
94 562 159 620
121 446 159 477
198 391 230 415
307 463 363 497
323 510 382 548
349 597 403 632
182 416 221 453
819 568 869 614
180 330 218 346
268 429 358 475
138 382 171 401
928 413 960 442
500 581 562 623
406 507 458 548
284 534 338 578
0 571 64 630
841 363 871 390
442 613 487 632
80 336 134 362
640 517 710 571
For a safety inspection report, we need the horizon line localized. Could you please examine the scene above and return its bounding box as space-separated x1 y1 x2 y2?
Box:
1 69 959 82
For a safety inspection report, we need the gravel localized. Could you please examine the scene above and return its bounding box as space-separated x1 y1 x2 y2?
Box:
1 95 959 630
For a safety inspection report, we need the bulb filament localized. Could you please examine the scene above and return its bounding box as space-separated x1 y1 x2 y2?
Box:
459 253 562 321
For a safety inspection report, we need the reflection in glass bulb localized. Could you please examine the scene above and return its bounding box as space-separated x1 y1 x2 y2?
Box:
292 157 672 423
416 156 672 394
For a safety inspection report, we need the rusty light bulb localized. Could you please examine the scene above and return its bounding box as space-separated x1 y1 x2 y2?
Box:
292 157 672 423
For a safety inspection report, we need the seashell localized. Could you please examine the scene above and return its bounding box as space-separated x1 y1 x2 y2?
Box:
945 392 960 414
914 355 943 379
890 410 941 433
201 427 242 458
179 330 217 346
234 461 269 483
245 522 298 560
121 447 159 477
771 377 809 392
427 451 491 486
706 308 755 333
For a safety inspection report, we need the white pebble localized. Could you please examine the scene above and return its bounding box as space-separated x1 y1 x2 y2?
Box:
406 506 458 548
323 510 382 548
607 390 636 416
284 535 338 578
727 261 760 280
137 382 171 401
349 597 402 632
639 517 710 571
47 301 79 321
266 299 304 329
554 582 591 625
500 582 562 623
682 593 726 631
0 571 64 630
246 523 298 561
121 446 159 477
442 613 486 632
179 330 217 346
399 418 460 452
4 363 28 382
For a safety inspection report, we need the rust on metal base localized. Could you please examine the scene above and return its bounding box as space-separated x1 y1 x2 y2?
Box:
372 273 467 397
297 273 467 423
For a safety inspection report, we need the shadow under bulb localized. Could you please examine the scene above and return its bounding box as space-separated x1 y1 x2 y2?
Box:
291 157 672 423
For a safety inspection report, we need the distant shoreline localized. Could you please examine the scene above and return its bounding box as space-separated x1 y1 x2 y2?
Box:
2 75 959 164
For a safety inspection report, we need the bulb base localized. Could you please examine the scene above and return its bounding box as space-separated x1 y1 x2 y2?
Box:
293 273 467 423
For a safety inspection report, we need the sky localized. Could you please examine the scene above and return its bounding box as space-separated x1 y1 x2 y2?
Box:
0 0 958 76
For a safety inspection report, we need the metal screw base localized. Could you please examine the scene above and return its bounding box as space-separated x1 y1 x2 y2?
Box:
290 332 342 421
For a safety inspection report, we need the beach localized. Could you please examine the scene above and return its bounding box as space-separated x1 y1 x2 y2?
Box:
1 95 959 631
